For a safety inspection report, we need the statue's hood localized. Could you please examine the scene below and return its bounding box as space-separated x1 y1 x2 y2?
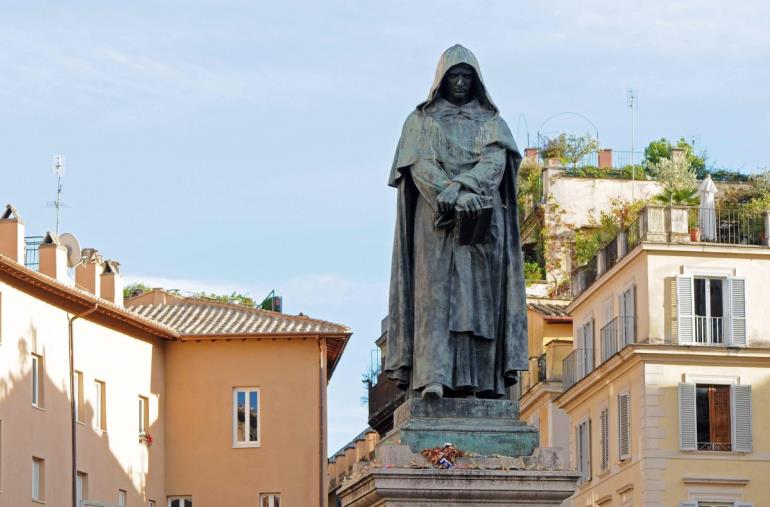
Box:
417 44 498 113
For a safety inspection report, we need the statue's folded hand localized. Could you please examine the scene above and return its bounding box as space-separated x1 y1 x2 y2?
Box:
456 192 484 218
436 182 462 213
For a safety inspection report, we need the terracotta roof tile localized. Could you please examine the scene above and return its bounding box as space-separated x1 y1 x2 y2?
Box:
528 302 571 318
128 298 350 336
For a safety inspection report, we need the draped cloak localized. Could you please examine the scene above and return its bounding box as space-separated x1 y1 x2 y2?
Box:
384 45 528 398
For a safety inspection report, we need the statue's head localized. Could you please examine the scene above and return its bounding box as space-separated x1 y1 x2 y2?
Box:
419 44 498 113
440 63 477 107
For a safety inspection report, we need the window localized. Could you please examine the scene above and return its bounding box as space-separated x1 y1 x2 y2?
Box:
599 408 609 472
576 319 594 379
118 489 127 506
74 371 84 422
32 457 45 501
575 419 591 483
618 284 636 345
32 354 44 407
260 494 280 507
94 381 106 430
168 497 192 507
76 472 88 506
139 396 149 434
233 388 260 447
679 383 752 452
148 501 156 507
618 392 631 460
676 275 746 346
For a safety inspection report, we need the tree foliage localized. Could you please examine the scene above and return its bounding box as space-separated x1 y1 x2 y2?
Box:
123 282 152 299
644 137 706 178
541 133 600 167
573 198 649 266
650 156 698 205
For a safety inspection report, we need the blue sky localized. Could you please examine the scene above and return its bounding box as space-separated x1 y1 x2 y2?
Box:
2 0 769 453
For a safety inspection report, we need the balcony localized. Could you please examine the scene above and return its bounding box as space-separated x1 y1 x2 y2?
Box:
600 316 637 362
563 347 594 390
571 204 770 299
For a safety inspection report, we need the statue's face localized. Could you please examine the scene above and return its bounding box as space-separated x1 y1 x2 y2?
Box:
441 63 475 106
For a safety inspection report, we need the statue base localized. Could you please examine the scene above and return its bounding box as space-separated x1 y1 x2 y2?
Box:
382 397 538 457
338 443 578 507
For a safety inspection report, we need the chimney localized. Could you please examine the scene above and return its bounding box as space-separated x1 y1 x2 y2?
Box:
100 260 124 306
0 204 25 263
524 148 538 161
598 149 613 169
39 232 68 282
671 148 686 163
76 248 103 297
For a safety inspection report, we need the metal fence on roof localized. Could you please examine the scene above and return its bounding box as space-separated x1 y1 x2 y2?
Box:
24 236 43 271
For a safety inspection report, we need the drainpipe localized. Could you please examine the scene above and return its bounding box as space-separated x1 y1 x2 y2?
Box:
318 336 327 507
69 304 98 507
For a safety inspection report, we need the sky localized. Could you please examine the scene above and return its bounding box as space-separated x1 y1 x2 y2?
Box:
2 0 769 454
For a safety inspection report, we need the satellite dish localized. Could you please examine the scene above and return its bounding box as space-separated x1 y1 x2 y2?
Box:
59 233 82 268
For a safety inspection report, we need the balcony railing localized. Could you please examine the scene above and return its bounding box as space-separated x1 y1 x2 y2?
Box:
694 316 724 345
563 347 594 390
571 205 770 299
600 316 637 362
688 206 764 245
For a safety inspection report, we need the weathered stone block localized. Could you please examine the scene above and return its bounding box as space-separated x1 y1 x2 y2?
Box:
382 398 538 457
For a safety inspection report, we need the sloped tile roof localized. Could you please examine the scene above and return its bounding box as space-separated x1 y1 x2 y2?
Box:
128 299 350 336
528 302 572 319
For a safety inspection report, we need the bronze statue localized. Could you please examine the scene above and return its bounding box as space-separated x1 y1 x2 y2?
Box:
385 44 527 400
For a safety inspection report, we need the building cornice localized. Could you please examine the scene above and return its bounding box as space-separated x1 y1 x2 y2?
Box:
568 241 770 313
520 381 564 415
555 343 770 412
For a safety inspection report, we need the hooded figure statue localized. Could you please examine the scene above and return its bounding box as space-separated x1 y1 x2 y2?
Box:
385 44 527 399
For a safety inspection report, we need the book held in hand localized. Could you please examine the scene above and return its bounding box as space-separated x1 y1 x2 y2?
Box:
456 195 493 245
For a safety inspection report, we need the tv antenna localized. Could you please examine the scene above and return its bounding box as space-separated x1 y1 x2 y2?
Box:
47 155 69 233
626 88 638 199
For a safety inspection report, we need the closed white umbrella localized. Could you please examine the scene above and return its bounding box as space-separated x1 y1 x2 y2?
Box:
698 175 718 241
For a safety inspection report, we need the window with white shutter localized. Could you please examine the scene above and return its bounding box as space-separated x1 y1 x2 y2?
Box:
728 277 747 347
575 419 592 483
731 384 752 452
679 383 697 450
677 275 695 344
599 408 609 471
583 319 594 378
618 392 631 460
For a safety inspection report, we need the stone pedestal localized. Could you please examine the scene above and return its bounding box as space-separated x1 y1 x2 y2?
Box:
338 399 579 506
383 398 537 457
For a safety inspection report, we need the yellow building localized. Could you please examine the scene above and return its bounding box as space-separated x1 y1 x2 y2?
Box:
555 204 768 507
0 204 350 507
518 298 573 453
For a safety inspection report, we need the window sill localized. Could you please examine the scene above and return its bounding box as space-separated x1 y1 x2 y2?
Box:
32 405 46 412
32 499 45 504
232 442 261 449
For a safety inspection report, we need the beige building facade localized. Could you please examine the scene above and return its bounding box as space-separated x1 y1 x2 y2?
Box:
0 204 350 507
554 205 770 507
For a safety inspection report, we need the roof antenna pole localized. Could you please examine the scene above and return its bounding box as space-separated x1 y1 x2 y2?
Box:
50 155 67 234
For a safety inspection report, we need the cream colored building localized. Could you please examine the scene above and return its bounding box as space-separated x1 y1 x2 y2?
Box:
0 204 350 507
555 204 770 507
518 298 573 456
